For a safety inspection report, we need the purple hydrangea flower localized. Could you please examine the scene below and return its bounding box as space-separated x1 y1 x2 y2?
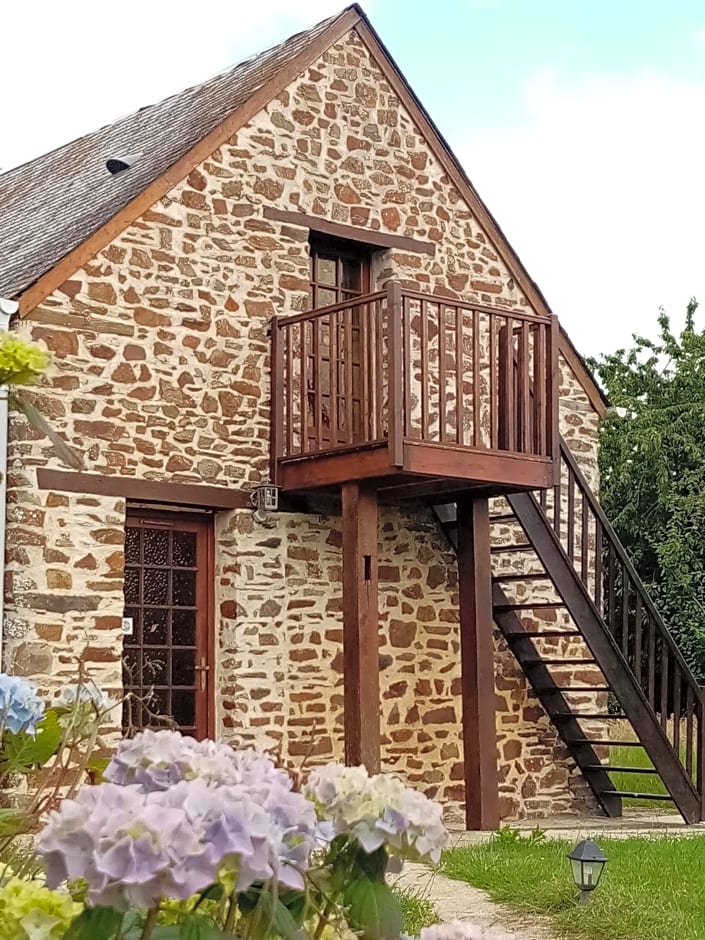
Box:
0 673 45 735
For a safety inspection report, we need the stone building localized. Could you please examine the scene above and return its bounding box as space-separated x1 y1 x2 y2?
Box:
1 4 701 828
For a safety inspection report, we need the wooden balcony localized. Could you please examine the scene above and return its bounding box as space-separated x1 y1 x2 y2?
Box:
271 282 559 501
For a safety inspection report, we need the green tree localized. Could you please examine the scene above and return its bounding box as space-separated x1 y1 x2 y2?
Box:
588 300 705 679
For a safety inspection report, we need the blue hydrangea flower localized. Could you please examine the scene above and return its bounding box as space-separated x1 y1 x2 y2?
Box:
0 673 45 735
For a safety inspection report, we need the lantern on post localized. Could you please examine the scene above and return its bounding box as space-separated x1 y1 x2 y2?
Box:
567 839 607 903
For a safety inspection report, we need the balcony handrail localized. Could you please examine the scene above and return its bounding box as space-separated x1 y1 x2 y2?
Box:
273 290 388 327
398 287 553 325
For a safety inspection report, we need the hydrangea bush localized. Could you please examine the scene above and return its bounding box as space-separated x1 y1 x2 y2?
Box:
0 678 511 940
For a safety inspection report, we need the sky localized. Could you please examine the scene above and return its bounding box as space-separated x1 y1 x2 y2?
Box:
3 0 705 356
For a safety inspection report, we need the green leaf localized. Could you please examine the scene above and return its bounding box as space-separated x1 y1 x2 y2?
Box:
63 906 124 939
254 890 309 940
0 806 30 836
86 754 111 782
0 709 62 775
344 877 403 940
176 916 230 939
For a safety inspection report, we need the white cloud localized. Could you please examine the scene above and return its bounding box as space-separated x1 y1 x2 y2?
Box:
1 0 345 170
456 69 705 356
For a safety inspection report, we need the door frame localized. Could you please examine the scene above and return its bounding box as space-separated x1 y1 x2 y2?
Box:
124 507 216 739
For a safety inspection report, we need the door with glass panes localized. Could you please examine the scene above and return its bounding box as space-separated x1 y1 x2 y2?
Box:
122 513 212 737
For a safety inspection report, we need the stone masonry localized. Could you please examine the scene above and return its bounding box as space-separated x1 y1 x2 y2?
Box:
5 26 603 821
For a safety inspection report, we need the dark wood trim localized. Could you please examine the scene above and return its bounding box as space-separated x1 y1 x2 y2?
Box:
404 442 555 490
17 7 363 316
263 207 435 256
341 482 381 771
37 468 251 510
457 497 499 830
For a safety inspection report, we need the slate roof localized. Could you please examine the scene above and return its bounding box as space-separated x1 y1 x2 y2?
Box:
0 9 346 298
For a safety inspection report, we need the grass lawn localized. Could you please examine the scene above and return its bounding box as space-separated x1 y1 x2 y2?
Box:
395 889 438 935
443 835 705 940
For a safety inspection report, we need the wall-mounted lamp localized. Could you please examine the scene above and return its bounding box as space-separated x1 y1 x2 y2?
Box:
250 483 280 523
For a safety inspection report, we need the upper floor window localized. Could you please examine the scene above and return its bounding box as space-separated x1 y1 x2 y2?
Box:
310 236 371 308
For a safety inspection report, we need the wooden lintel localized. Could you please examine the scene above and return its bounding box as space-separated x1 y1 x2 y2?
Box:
36 468 251 510
341 481 381 771
457 496 499 830
263 207 435 256
278 443 391 491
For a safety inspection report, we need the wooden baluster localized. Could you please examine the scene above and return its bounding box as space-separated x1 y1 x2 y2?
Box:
660 643 669 731
271 317 284 480
314 318 323 451
404 294 412 439
607 543 616 634
489 315 497 449
472 309 481 448
387 284 404 466
438 304 446 442
360 304 369 441
498 319 515 451
517 320 530 452
552 467 561 541
376 299 384 440
533 323 547 455
621 570 630 662
685 685 694 779
300 321 308 453
344 305 354 445
698 699 705 816
673 668 681 755
580 491 589 587
567 467 575 562
456 306 464 446
647 615 656 709
594 518 603 611
286 324 294 456
420 299 429 440
634 593 643 687
329 312 339 446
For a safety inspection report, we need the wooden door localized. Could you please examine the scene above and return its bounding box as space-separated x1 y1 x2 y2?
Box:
309 239 370 446
122 512 213 738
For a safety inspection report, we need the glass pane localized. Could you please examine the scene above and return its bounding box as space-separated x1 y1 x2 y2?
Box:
122 648 140 683
125 527 140 564
173 531 197 568
144 568 169 606
144 529 169 566
172 650 196 687
341 260 361 294
142 648 168 684
172 570 196 607
172 690 196 727
123 607 141 644
143 608 168 645
172 609 196 646
123 567 139 604
316 256 336 285
317 288 337 307
145 688 169 720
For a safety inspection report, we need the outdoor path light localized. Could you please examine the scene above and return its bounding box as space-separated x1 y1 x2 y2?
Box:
568 839 607 904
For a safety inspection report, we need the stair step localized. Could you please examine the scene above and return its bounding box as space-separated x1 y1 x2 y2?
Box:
553 713 624 721
584 765 659 774
490 543 534 554
495 602 565 612
600 790 673 801
539 686 609 694
489 513 516 523
565 739 644 747
493 573 549 583
505 630 581 640
522 658 597 666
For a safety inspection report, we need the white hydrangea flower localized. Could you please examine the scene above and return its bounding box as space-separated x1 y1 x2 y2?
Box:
305 764 448 863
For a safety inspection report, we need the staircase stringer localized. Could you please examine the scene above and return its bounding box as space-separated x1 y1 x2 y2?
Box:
507 491 702 823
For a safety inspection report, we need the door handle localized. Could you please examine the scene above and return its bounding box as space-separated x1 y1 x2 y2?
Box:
195 657 210 692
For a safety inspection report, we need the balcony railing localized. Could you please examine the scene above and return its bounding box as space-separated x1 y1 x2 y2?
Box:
271 281 559 485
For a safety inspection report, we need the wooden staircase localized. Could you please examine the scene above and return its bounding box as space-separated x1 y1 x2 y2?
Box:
434 438 705 823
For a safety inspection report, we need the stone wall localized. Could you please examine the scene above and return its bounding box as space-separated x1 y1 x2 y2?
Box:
4 26 603 820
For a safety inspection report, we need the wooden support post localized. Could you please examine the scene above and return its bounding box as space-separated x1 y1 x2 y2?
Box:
342 482 380 772
457 496 500 830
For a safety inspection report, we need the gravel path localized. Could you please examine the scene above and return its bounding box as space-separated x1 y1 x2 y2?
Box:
393 863 557 940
